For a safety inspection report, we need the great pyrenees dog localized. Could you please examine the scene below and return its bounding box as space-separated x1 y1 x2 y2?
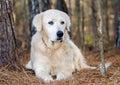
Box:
26 9 96 83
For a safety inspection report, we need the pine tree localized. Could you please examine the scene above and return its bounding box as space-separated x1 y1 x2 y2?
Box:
0 0 19 66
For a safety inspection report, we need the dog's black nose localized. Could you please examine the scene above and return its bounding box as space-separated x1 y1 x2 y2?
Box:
57 31 63 38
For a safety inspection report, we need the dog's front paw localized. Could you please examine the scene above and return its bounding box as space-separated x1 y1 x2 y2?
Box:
25 60 32 69
56 72 65 80
43 76 53 83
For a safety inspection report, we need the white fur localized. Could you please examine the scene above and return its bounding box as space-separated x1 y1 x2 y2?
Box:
26 9 95 83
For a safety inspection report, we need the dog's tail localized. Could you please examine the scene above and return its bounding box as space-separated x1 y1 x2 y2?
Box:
83 62 112 70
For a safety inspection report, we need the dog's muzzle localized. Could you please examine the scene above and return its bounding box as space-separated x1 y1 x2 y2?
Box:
56 31 63 40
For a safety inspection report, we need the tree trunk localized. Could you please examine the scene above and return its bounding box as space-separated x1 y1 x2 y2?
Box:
29 0 51 37
97 0 106 77
112 0 118 47
68 0 72 21
114 0 120 49
104 0 110 41
0 0 18 66
68 0 72 33
75 0 82 48
55 0 68 14
91 0 98 48
80 0 85 49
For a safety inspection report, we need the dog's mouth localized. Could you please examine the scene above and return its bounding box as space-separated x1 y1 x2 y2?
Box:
51 38 63 43
51 40 63 43
57 37 63 41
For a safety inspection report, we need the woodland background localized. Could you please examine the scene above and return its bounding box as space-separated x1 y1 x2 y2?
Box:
13 0 117 49
0 0 120 85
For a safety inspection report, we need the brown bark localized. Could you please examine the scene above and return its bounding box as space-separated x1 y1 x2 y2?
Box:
91 0 98 48
0 0 18 66
114 0 120 49
55 0 68 14
75 0 82 48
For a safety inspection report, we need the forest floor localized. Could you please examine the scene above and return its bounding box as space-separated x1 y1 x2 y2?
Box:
0 46 120 85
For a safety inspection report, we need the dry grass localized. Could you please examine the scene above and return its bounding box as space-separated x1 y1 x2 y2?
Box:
0 48 120 85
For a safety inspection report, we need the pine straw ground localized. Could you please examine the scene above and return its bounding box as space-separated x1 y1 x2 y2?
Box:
0 47 120 85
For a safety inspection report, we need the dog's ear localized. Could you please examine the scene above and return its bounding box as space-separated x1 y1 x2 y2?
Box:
65 14 71 32
32 12 43 32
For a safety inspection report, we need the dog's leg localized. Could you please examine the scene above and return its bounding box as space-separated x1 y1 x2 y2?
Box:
35 69 53 83
35 70 53 83
56 71 72 80
26 61 54 83
33 65 53 83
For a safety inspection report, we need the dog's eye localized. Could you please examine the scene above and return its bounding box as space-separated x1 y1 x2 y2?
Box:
61 21 64 25
48 21 54 25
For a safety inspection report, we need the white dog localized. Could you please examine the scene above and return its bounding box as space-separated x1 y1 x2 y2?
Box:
26 9 96 83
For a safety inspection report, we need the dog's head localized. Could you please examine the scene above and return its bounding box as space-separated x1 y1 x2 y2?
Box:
33 9 71 42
